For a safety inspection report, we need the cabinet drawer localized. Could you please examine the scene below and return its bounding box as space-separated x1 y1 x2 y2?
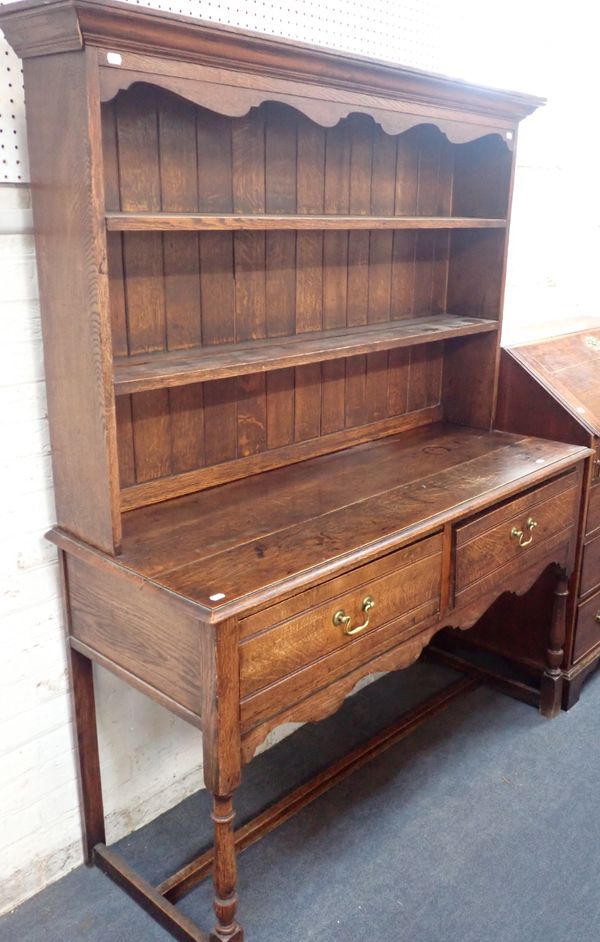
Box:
581 533 600 597
573 589 600 662
455 473 577 597
240 534 442 699
586 482 600 536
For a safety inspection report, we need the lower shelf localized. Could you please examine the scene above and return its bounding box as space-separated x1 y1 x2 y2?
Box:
113 314 498 395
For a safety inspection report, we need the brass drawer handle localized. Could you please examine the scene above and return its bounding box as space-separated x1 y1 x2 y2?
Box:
510 516 538 548
333 596 375 636
595 611 600 625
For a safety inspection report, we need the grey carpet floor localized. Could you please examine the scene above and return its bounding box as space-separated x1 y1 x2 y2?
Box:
2 659 600 942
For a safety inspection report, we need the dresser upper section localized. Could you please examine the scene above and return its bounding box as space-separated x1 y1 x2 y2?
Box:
0 0 545 556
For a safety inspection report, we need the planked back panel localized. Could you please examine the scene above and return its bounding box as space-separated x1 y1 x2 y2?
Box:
102 88 510 500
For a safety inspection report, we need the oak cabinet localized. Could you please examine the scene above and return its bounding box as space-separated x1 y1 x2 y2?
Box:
0 1 590 938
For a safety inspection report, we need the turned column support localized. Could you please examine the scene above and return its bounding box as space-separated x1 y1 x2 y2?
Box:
210 795 241 942
200 618 244 942
540 566 569 718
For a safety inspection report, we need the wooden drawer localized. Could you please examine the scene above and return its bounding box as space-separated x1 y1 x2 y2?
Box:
240 534 442 699
581 533 600 597
455 472 577 597
573 589 600 662
586 481 600 536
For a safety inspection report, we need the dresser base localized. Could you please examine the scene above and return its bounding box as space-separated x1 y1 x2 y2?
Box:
92 675 478 942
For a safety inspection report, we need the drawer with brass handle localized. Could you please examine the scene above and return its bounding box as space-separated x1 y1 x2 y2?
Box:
239 534 442 700
573 588 600 662
455 472 578 600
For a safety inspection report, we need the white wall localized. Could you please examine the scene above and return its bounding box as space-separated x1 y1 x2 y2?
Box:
1 0 599 916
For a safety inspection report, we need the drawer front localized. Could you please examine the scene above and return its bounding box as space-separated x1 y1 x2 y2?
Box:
573 589 600 662
455 473 577 597
586 480 600 536
240 534 442 699
581 533 600 597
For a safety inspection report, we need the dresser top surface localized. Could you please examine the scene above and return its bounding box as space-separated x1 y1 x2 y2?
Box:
506 324 600 437
74 422 585 619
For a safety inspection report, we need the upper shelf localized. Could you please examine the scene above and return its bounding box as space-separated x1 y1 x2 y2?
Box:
113 314 498 395
105 213 507 232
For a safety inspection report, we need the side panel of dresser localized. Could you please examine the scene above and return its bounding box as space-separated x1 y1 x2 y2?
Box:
23 49 122 554
61 545 205 725
56 533 243 880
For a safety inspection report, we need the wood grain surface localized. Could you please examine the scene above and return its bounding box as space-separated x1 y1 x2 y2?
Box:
114 423 588 618
101 92 511 509
105 212 507 231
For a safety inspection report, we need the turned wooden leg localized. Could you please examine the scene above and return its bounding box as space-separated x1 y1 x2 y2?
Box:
540 568 569 718
201 618 244 942
210 794 243 942
68 646 106 861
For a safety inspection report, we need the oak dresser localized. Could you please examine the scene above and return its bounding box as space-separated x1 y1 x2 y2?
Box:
0 1 591 939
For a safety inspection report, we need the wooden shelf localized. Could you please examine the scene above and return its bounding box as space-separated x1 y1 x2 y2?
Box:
105 212 508 232
113 315 498 395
